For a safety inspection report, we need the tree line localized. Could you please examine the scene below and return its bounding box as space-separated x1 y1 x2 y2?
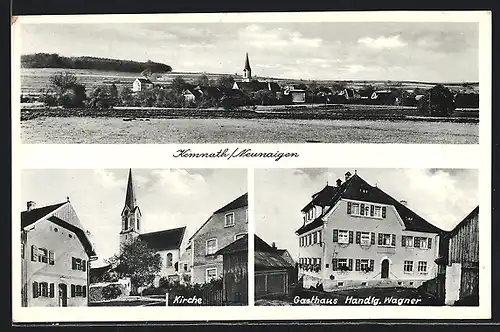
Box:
21 53 172 73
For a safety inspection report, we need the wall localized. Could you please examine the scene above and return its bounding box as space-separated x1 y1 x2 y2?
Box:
298 200 440 291
448 211 479 265
192 205 248 284
445 263 462 305
25 215 89 307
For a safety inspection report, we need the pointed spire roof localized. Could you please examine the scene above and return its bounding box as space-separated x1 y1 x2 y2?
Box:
244 52 251 71
124 169 137 210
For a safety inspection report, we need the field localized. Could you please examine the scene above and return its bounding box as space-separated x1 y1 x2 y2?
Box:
20 68 479 96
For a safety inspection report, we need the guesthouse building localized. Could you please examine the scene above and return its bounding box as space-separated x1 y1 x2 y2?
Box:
295 171 444 291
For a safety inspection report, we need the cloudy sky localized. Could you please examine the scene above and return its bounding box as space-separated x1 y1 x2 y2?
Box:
21 169 247 267
20 22 478 82
255 168 478 260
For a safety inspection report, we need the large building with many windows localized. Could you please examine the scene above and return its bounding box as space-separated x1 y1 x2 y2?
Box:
295 170 444 291
21 199 97 307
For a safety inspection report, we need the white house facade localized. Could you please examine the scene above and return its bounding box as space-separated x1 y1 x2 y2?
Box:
296 171 444 291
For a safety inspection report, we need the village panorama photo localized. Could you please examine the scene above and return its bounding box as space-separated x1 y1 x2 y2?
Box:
19 168 248 307
16 13 482 144
254 168 479 307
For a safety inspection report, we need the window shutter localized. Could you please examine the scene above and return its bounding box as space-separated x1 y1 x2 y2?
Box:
428 238 432 249
31 245 38 262
391 234 396 247
83 286 87 297
49 251 55 265
72 257 76 270
318 231 322 244
348 259 353 271
414 237 420 248
347 202 352 214
382 207 387 218
43 282 49 297
355 231 361 244
348 231 353 243
355 259 360 271
401 235 406 247
49 283 54 298
71 284 75 297
333 229 338 242
370 205 374 216
370 259 374 271
33 281 38 298
378 233 382 245
82 260 87 272
371 232 375 245
360 204 365 215
332 258 338 271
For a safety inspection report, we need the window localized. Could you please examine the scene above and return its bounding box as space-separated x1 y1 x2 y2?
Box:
351 203 360 215
403 236 414 247
338 258 348 269
38 248 48 263
379 233 396 247
337 281 344 287
72 257 86 271
308 233 312 245
307 209 314 221
374 206 382 218
21 242 25 259
39 282 48 297
360 259 370 271
360 232 371 245
419 238 428 249
313 232 318 244
404 260 414 272
184 264 188 272
206 238 218 255
418 261 427 273
318 230 322 244
235 233 246 240
224 213 235 227
206 268 217 283
338 230 349 244
166 253 173 267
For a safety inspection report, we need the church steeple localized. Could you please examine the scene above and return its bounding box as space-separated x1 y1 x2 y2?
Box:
124 168 137 210
120 169 141 248
243 52 252 82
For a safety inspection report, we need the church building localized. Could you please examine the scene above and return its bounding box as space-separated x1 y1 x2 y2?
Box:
232 53 281 94
119 169 189 287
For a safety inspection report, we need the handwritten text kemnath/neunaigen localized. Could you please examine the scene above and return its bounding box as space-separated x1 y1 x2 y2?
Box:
293 295 423 306
173 148 299 162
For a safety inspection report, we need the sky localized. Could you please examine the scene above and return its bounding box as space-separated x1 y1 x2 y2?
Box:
21 169 247 267
255 168 479 260
20 22 478 82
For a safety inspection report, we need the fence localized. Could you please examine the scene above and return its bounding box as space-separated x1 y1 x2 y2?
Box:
166 285 224 306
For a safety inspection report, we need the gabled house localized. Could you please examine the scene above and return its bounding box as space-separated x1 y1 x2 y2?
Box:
295 171 444 291
21 199 97 307
132 77 154 92
338 88 361 100
371 90 397 105
187 193 248 285
283 87 306 103
277 249 296 266
182 88 201 102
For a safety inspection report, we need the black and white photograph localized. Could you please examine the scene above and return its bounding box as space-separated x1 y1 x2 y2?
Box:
16 14 480 144
254 168 479 306
20 168 248 307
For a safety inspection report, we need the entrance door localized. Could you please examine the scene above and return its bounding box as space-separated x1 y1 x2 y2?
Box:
58 284 67 307
381 259 390 279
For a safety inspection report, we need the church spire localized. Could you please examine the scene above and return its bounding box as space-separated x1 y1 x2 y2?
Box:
244 52 251 71
124 168 137 210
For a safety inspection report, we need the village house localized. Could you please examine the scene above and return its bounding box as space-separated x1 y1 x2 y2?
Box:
132 77 154 92
338 88 361 101
21 199 97 307
371 90 397 105
255 235 296 299
187 193 248 285
442 206 479 305
295 170 444 291
283 87 306 103
115 169 189 289
215 234 249 305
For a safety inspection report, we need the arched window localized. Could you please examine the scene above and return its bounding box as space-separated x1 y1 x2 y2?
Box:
166 253 173 267
124 218 128 230
137 218 140 231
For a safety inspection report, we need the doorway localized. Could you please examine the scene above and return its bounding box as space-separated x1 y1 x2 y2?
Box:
58 283 67 307
381 259 390 279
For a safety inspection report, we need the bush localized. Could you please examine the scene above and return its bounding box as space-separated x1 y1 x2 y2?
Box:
417 84 455 117
101 284 123 300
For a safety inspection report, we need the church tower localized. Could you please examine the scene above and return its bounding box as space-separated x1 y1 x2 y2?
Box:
242 52 252 82
120 169 142 249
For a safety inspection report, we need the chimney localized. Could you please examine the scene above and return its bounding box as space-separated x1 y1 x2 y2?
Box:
400 200 408 206
271 242 276 249
345 171 352 181
26 201 36 211
336 179 342 187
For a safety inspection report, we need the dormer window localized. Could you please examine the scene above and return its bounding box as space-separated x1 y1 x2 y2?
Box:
307 208 314 221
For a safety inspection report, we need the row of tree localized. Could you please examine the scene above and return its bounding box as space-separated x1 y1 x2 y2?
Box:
22 53 172 73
